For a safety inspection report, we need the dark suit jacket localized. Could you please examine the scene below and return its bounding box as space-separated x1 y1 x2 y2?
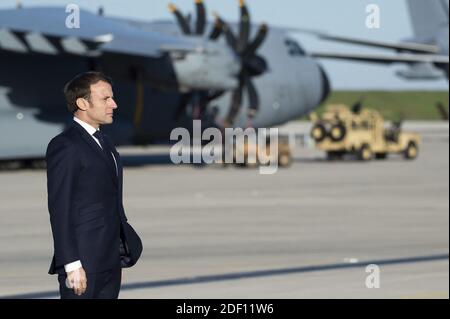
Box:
46 121 141 275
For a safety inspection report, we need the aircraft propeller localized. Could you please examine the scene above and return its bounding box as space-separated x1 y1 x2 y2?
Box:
169 0 269 127
169 0 223 39
169 0 225 122
214 0 269 127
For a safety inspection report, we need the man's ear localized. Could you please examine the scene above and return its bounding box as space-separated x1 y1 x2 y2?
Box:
76 98 89 111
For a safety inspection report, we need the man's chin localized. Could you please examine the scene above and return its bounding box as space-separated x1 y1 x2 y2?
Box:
102 118 114 125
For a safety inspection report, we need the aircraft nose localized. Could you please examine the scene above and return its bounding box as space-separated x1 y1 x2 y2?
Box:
318 64 331 104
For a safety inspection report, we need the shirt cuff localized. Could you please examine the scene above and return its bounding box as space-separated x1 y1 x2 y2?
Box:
64 260 82 273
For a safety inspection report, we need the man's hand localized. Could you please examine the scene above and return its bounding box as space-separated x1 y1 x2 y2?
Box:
66 267 87 296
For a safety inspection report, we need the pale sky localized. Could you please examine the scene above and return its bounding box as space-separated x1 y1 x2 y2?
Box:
0 0 448 90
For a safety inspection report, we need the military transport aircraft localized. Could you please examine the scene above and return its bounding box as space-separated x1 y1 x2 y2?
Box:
0 0 448 161
0 0 331 160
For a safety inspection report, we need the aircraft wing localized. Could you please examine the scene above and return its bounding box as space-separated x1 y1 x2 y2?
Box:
0 7 197 58
0 28 113 56
294 29 440 54
310 51 449 65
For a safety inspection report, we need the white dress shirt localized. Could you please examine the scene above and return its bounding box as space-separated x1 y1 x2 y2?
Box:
65 117 118 273
73 117 118 173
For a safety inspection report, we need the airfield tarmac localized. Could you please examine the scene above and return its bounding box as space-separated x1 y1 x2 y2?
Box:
0 122 448 299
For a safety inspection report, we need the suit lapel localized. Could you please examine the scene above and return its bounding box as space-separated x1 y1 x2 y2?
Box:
72 122 118 186
104 135 122 186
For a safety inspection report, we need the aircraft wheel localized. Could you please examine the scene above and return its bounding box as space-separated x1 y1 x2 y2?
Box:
30 159 47 169
0 160 22 170
243 154 258 168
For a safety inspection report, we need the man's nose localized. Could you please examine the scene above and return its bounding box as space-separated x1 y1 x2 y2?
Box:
110 99 118 109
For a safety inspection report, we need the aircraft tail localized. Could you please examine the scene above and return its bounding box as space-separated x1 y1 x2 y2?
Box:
407 0 449 40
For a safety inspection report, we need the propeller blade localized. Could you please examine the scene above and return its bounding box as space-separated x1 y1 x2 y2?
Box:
194 90 226 119
246 77 259 118
186 13 192 27
238 0 250 53
214 13 237 51
224 25 238 52
169 3 191 35
245 24 268 56
195 0 206 35
207 90 225 102
209 17 223 40
225 77 244 125
224 26 238 52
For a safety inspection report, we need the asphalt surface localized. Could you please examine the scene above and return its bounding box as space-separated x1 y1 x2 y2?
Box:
0 122 448 299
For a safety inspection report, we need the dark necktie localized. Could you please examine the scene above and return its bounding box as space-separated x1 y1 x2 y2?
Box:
93 130 117 176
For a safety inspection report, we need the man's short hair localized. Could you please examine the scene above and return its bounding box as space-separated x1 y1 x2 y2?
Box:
64 72 113 113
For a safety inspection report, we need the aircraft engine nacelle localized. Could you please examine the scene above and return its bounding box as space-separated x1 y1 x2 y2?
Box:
168 41 240 91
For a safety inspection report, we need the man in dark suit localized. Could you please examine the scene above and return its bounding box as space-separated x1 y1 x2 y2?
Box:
46 72 142 299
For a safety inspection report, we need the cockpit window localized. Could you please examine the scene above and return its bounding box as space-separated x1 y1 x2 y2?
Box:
285 39 306 56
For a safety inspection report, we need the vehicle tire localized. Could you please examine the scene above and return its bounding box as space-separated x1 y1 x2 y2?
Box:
357 144 373 161
311 123 327 143
0 160 22 170
404 141 418 160
375 153 388 160
329 123 346 142
278 152 292 167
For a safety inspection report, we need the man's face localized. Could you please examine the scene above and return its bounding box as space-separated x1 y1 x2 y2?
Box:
83 81 118 127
